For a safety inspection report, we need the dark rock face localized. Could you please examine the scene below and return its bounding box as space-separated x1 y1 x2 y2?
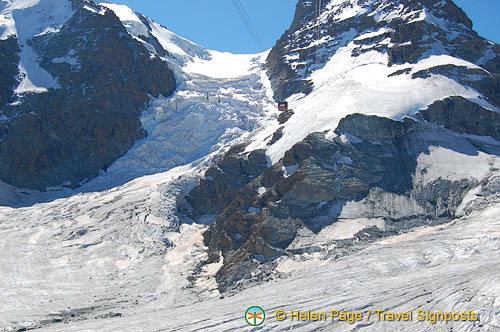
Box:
277 110 294 124
183 0 500 292
267 126 284 146
266 0 499 102
0 3 175 190
186 146 268 216
188 101 500 291
0 37 20 108
419 96 500 140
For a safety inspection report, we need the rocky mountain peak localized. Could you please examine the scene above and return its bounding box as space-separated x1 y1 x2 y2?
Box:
0 0 176 190
267 0 498 101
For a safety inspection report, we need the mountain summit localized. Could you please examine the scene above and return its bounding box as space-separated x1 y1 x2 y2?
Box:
268 0 498 102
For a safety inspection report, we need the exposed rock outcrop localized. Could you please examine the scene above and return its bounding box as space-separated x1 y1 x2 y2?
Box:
0 37 20 108
188 101 500 291
266 0 500 103
419 96 500 140
186 146 268 216
0 2 175 190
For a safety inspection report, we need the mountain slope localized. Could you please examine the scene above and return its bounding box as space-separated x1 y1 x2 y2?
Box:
0 0 175 190
267 0 499 101
186 0 500 291
261 0 499 162
1 0 500 331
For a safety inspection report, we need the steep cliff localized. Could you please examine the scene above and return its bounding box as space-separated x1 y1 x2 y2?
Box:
0 0 176 190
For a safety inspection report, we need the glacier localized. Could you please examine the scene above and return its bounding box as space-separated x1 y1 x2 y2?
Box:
1 0 500 331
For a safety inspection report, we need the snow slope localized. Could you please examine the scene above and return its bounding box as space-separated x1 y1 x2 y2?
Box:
0 0 72 93
1 1 500 331
99 1 208 64
2 184 498 331
105 49 275 181
0 4 278 329
247 0 499 163
90 2 277 183
247 47 499 164
0 163 216 331
0 180 20 205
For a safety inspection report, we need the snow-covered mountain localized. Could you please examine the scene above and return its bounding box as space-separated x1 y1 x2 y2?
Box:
187 0 500 293
0 0 273 191
262 0 499 162
1 0 500 331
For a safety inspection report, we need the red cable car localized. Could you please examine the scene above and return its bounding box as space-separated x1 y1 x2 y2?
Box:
278 101 288 111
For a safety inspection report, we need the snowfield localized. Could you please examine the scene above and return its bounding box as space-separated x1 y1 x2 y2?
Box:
104 48 275 182
247 48 499 164
1 175 499 331
97 1 277 182
0 0 71 93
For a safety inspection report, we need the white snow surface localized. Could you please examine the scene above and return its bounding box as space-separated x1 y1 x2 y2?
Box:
247 46 498 164
0 180 21 205
1 180 499 331
105 48 275 179
97 2 275 179
184 51 258 78
100 1 208 64
98 3 139 22
0 0 72 93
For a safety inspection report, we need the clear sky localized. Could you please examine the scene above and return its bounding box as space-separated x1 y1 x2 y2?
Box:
105 0 499 54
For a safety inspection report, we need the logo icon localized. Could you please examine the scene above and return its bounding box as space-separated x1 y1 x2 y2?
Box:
245 306 265 326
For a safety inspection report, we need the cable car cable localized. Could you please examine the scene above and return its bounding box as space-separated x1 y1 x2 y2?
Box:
231 0 266 52
231 0 265 51
235 0 266 50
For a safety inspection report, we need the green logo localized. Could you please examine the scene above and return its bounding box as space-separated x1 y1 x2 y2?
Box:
245 306 265 326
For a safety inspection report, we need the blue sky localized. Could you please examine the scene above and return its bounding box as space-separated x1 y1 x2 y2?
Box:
106 0 499 54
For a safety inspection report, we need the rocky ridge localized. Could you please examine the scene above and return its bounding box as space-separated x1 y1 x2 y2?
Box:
266 0 499 106
0 0 176 190
185 0 500 292
189 102 500 291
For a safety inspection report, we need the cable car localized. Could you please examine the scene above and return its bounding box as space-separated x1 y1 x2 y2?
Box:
278 101 288 111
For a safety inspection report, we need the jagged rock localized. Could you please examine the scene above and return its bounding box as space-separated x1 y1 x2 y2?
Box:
0 5 175 190
267 127 284 146
418 96 500 140
186 149 268 216
466 75 500 108
266 0 499 101
192 109 500 292
277 110 294 124
182 0 500 293
0 37 20 108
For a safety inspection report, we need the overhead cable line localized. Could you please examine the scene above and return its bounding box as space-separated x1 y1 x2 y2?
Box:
231 0 266 51
231 0 266 52
236 0 266 50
